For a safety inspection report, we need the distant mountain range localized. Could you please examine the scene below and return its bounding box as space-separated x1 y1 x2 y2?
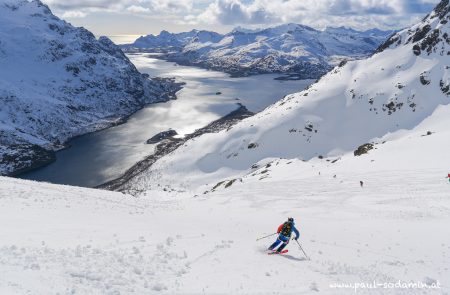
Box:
0 0 181 176
123 24 395 78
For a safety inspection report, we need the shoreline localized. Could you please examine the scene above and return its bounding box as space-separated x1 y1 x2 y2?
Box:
124 50 324 80
15 56 313 185
97 103 254 192
12 78 184 178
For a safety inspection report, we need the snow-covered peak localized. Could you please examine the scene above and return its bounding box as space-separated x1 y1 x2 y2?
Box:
231 26 262 34
0 0 54 27
0 0 179 175
159 30 173 36
227 23 318 38
323 26 396 39
256 23 316 35
324 26 359 33
189 30 223 44
363 27 396 36
0 0 50 12
377 0 449 54
131 29 214 49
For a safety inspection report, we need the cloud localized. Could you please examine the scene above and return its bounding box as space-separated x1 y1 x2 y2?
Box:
150 0 194 12
61 10 88 18
44 0 196 17
325 0 396 16
45 0 115 10
194 0 441 29
197 0 280 25
43 0 442 31
403 0 437 13
126 5 151 13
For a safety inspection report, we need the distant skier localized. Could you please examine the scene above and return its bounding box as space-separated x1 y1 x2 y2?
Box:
268 217 300 253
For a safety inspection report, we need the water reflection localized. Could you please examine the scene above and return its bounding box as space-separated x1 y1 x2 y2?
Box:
20 54 313 187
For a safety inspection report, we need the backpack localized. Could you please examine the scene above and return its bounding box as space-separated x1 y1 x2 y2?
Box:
280 222 293 237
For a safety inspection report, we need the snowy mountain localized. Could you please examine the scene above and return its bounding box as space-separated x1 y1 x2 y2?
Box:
0 0 181 176
131 29 223 50
1 2 450 293
124 25 394 78
116 0 450 195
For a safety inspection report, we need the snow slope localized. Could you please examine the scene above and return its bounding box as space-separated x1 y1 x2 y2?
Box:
0 0 180 176
124 25 394 78
1 124 449 294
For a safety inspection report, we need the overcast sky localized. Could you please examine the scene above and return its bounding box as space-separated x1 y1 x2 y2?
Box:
44 0 441 36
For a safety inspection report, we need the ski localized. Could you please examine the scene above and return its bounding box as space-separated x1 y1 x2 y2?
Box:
268 250 288 255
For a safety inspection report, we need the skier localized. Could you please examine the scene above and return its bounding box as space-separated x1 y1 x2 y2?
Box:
268 217 300 253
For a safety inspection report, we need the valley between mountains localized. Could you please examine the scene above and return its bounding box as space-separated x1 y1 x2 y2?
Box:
0 0 449 294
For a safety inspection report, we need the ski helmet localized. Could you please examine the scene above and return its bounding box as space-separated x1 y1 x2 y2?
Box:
288 217 294 223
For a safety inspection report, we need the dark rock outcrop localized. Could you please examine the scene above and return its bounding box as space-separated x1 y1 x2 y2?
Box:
354 143 374 156
147 130 178 144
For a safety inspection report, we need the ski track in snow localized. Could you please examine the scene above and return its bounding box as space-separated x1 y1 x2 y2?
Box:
1 162 449 294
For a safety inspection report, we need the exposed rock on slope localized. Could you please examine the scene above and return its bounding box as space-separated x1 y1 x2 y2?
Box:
0 0 181 175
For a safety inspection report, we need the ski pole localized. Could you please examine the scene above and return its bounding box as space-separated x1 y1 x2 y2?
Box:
256 233 277 241
295 239 310 260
